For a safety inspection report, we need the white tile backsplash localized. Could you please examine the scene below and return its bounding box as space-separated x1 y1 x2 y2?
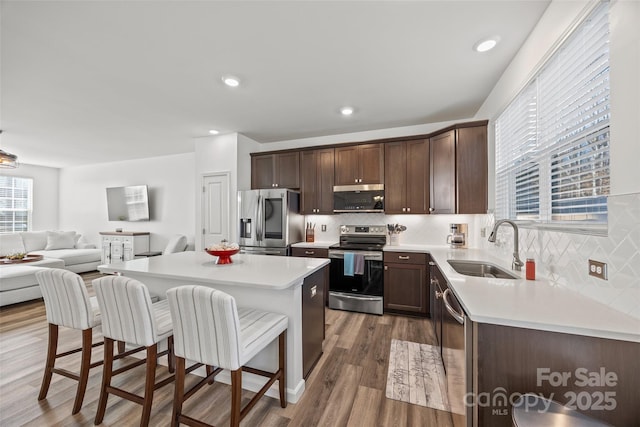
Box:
306 192 640 319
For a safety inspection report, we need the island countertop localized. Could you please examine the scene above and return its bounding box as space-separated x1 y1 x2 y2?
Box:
99 251 330 290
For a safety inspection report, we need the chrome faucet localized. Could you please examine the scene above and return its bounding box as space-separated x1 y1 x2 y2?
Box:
488 219 524 271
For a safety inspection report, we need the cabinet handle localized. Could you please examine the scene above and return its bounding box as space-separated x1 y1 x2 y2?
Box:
384 265 388 270
398 255 410 260
428 261 436 266
407 207 411 212
402 207 406 212
435 290 443 299
275 183 279 187
429 207 435 212
305 251 315 255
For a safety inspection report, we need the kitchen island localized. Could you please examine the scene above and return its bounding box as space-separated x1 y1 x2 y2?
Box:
99 251 330 403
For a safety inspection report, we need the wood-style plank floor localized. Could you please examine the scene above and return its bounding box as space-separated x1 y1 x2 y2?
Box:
0 271 455 426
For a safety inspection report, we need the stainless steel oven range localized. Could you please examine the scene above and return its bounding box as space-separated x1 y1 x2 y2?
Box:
328 225 386 315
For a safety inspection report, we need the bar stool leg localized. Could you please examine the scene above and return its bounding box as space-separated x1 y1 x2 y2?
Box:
230 369 242 427
38 323 59 401
140 344 157 427
279 332 287 408
171 357 186 427
95 338 114 425
167 336 175 374
72 328 93 414
206 365 215 385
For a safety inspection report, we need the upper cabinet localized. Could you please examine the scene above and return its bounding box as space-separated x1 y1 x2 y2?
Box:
429 124 487 214
334 143 384 185
300 148 335 214
251 152 300 189
429 131 456 214
384 139 429 214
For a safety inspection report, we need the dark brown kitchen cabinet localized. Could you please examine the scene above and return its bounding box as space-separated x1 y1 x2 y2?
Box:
429 125 487 214
292 247 329 306
429 261 446 351
429 130 456 214
383 252 429 317
251 152 300 189
302 266 326 379
300 148 334 214
384 139 429 214
334 143 384 185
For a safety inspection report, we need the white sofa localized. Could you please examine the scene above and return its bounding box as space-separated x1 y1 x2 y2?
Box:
0 231 102 307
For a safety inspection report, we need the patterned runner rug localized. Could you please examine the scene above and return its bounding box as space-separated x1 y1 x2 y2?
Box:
385 339 451 412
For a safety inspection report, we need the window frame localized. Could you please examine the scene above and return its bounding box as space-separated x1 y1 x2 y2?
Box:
0 175 34 234
493 1 610 236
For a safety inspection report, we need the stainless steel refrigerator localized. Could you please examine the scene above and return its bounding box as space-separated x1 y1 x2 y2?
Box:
238 189 304 256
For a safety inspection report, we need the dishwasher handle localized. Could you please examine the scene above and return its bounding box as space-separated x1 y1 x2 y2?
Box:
443 288 465 325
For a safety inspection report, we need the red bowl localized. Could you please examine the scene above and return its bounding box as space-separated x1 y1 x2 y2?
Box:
205 248 240 264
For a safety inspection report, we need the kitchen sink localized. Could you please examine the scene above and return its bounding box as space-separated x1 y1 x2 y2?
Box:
447 260 520 280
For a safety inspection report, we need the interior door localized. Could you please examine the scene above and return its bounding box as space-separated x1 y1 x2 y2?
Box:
202 173 230 250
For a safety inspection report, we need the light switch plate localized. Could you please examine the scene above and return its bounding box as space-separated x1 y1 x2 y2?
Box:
588 259 607 280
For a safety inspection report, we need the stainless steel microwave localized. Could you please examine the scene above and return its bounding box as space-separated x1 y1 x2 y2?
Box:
333 184 384 213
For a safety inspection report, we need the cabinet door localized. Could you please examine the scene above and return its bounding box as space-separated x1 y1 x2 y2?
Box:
384 142 406 214
429 262 445 350
302 267 326 378
316 148 335 214
405 139 429 214
384 263 428 316
275 152 300 189
251 154 275 189
359 143 384 184
430 130 456 214
300 151 318 214
334 145 360 185
456 126 487 214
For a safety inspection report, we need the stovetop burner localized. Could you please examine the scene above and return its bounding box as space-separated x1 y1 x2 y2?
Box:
333 225 387 251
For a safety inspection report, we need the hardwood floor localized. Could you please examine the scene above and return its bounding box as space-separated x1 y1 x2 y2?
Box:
0 272 455 426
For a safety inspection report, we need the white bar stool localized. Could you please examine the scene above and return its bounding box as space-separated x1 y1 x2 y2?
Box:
35 268 103 414
167 285 288 427
92 275 175 427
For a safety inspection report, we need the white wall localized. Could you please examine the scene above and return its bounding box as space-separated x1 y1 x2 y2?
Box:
59 153 195 250
194 133 261 249
2 163 59 231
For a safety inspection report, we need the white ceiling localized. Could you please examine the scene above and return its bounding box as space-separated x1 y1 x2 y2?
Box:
1 0 550 168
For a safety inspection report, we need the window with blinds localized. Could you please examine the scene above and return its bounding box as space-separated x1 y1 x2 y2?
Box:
495 2 610 229
0 176 33 233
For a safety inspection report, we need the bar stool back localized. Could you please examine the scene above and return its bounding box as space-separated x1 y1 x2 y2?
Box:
167 285 288 427
93 275 174 427
36 268 102 415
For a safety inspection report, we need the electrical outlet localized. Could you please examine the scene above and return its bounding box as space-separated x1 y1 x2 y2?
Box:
588 259 607 280
321 224 327 232
480 227 486 237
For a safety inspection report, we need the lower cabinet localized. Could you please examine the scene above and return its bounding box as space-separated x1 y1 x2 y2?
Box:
383 252 429 317
301 266 326 379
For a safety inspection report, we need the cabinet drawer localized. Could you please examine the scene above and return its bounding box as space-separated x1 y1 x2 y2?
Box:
384 251 427 265
291 247 329 258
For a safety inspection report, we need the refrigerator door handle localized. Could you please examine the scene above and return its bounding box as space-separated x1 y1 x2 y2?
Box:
256 194 263 241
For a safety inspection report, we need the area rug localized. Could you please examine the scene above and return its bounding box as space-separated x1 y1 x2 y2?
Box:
385 339 451 412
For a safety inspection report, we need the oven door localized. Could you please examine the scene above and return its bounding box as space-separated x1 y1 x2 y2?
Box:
328 250 383 296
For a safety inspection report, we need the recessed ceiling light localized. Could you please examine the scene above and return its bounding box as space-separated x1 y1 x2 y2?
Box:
222 75 240 87
209 129 219 135
340 106 354 116
474 37 500 53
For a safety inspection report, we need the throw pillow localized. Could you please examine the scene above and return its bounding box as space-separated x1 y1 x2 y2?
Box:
21 231 48 252
45 231 77 250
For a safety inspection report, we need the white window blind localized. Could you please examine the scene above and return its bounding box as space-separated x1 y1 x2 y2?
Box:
495 2 610 227
0 176 33 233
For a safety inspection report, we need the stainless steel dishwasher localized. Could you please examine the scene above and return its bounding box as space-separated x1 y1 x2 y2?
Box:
442 287 473 427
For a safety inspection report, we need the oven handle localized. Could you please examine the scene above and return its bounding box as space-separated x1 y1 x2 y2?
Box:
443 289 465 325
328 250 383 261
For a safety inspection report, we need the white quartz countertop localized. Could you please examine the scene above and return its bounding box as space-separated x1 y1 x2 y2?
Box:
99 251 330 290
385 244 640 343
291 241 337 249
